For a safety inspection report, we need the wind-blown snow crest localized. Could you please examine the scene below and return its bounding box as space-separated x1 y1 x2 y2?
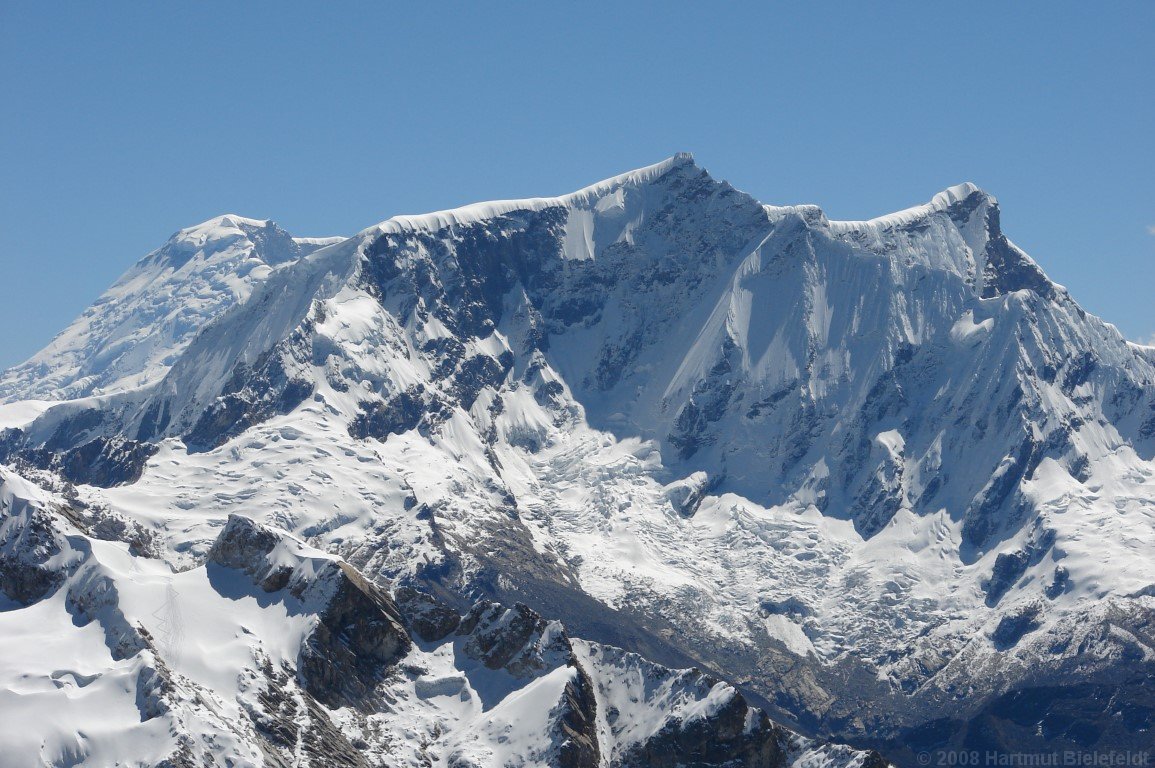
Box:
370 153 696 237
827 182 986 233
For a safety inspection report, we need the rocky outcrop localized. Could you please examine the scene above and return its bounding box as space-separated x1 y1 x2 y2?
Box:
205 513 293 589
0 500 70 604
183 346 314 453
458 601 571 676
0 426 157 488
394 585 461 641
617 688 788 768
65 566 150 660
557 662 601 768
298 561 410 708
207 515 410 708
456 600 602 768
348 384 447 441
0 471 81 604
575 641 887 768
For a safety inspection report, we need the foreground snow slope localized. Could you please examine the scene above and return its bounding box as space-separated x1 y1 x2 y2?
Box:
0 469 882 767
2 155 1153 764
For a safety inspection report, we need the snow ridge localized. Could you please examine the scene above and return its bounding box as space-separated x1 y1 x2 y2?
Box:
371 153 697 236
827 181 987 233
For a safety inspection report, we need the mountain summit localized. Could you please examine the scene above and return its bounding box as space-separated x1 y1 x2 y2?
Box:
1 157 1153 766
0 216 342 403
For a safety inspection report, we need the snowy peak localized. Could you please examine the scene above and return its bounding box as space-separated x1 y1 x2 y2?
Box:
930 181 989 210
171 213 272 243
150 214 329 270
823 180 1058 301
0 215 342 404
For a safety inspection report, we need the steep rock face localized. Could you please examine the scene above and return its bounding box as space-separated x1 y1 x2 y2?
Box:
207 514 411 708
557 660 602 768
574 640 886 768
395 584 462 641
457 601 573 674
298 560 411 709
0 425 158 488
616 687 785 768
450 599 603 768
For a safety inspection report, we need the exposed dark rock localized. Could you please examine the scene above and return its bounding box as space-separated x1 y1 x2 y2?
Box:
206 514 295 591
0 495 72 605
1062 352 1098 392
65 568 149 660
668 338 742 461
247 654 369 768
663 472 715 518
298 561 411 709
983 525 1057 606
453 352 513 411
0 425 157 489
184 348 313 453
853 450 905 539
618 683 788 768
978 202 1055 301
136 399 172 442
962 437 1037 550
68 498 162 558
534 379 567 408
759 596 812 619
1045 566 1070 599
745 382 798 420
134 652 175 722
991 603 1043 649
444 597 603 767
458 601 563 676
360 207 569 342
984 550 1030 607
349 385 446 441
45 408 106 452
58 436 157 487
207 515 411 709
394 585 461 642
556 661 600 768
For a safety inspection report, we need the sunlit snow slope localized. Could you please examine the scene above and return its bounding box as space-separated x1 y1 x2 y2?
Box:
0 216 342 403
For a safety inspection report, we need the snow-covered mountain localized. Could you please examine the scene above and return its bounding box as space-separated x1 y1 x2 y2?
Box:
0 216 342 403
1 154 1152 766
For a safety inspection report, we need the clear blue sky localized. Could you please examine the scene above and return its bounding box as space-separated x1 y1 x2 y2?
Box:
2 2 1152 369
